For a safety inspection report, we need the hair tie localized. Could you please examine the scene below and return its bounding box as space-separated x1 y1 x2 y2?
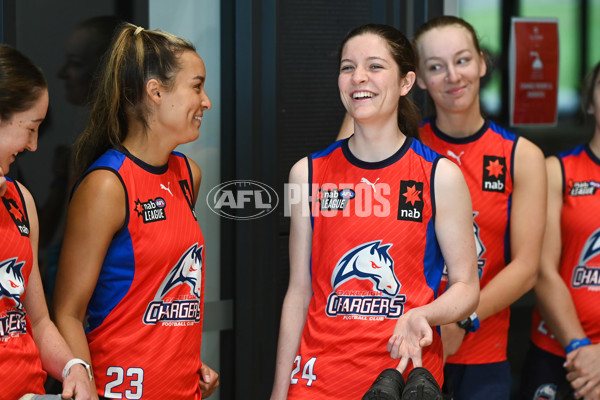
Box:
134 26 144 36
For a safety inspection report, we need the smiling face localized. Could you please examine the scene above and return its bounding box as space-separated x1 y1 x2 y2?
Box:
415 24 486 116
155 50 212 145
338 33 413 125
0 89 48 173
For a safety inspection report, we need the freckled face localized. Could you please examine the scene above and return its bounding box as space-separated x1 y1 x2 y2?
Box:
0 89 48 173
157 51 212 145
338 33 410 125
415 25 486 116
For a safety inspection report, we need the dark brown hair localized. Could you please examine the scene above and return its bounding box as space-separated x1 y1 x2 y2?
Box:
73 23 196 175
0 44 47 121
338 24 420 139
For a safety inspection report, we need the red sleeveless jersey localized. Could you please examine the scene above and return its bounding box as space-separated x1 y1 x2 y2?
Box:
1 178 46 399
420 119 517 364
287 137 445 399
79 149 205 399
530 145 600 356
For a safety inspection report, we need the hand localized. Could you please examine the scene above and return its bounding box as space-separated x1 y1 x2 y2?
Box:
62 364 93 400
440 322 466 364
387 309 432 373
199 363 219 398
0 167 6 197
565 343 600 399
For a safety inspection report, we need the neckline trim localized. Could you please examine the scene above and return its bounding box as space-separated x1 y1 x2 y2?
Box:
430 119 490 144
341 136 413 170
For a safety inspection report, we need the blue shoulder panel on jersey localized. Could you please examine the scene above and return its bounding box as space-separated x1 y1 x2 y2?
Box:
82 149 134 333
558 144 586 158
488 120 517 141
89 148 127 170
311 139 345 160
423 218 444 298
410 137 442 163
86 229 136 333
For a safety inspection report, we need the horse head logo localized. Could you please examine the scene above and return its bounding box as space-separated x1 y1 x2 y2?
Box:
0 258 26 309
154 244 203 301
580 229 600 266
331 241 399 296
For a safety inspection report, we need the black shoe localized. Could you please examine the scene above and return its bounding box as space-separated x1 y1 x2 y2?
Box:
362 368 406 400
401 367 442 400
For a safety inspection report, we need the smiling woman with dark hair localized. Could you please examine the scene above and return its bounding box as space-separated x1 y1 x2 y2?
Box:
271 24 479 399
0 44 92 400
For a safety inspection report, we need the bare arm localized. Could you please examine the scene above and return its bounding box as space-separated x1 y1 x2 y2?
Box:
388 158 480 370
53 170 126 396
536 156 600 398
534 156 585 345
271 158 313 400
19 183 91 400
476 138 546 320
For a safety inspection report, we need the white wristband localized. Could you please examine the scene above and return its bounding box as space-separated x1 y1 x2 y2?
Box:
62 358 93 381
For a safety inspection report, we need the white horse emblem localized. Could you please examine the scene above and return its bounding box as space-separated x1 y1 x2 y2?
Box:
332 241 399 296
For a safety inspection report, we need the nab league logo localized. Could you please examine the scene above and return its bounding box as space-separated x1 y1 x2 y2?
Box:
569 180 600 196
326 241 405 319
0 258 28 340
571 229 600 289
143 244 203 325
134 197 167 223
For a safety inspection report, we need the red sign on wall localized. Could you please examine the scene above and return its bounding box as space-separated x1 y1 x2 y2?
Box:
509 18 559 126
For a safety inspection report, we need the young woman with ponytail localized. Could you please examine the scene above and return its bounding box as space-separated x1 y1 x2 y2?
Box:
53 24 218 399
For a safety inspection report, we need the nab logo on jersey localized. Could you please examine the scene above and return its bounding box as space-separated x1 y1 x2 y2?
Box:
134 197 167 223
143 244 203 325
482 156 506 192
1 197 29 237
398 180 423 222
571 229 600 288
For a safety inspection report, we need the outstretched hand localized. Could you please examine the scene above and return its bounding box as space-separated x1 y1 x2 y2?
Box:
387 310 433 373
